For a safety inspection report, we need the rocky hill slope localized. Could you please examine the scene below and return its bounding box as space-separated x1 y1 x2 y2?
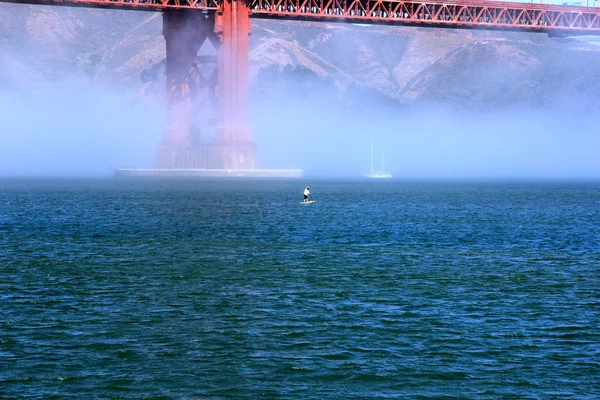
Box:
2 3 600 111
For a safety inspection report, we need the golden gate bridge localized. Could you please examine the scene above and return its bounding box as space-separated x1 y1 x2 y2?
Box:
2 0 599 175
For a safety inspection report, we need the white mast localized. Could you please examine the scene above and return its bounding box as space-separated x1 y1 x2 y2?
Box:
370 140 374 173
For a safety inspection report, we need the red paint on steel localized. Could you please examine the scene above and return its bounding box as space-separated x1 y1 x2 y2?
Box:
1 0 600 33
248 0 600 33
215 0 253 146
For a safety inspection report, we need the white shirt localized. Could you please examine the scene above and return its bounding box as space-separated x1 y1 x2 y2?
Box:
304 188 310 196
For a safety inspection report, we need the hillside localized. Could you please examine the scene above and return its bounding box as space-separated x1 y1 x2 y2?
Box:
1 3 600 111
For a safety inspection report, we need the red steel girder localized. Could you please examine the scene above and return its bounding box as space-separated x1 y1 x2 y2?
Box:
249 0 600 33
0 0 220 11
215 0 253 146
1 0 600 33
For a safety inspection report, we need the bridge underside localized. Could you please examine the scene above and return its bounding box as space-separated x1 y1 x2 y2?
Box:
3 0 600 172
3 0 600 34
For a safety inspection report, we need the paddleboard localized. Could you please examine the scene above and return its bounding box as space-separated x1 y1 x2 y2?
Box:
299 200 317 204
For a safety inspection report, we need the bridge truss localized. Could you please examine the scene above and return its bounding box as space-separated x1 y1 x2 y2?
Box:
251 0 600 34
3 0 600 33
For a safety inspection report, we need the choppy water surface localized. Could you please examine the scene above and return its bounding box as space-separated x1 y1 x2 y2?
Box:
1 179 599 399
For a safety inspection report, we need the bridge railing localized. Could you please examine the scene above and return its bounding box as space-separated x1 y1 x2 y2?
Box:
249 0 600 33
491 0 599 6
2 0 600 33
3 0 220 10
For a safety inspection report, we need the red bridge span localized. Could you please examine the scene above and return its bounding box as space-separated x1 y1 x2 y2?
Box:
3 0 600 170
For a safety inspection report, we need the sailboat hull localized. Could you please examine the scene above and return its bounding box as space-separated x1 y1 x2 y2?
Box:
363 173 393 179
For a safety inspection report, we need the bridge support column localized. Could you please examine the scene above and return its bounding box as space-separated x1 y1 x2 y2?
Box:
214 0 257 169
157 4 256 170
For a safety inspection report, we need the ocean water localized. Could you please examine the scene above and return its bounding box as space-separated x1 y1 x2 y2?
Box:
1 179 599 399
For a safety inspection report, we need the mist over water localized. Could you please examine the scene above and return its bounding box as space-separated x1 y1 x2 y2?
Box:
0 7 599 179
253 102 600 180
2 84 599 179
0 79 164 177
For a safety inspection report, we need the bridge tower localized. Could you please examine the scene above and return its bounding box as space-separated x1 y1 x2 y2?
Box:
158 1 257 170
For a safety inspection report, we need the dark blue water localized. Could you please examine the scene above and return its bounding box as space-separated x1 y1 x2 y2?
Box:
1 179 599 399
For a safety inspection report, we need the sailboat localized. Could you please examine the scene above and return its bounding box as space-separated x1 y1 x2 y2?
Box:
363 141 392 179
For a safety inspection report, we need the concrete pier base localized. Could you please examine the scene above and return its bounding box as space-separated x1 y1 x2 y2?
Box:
114 168 303 179
156 144 259 170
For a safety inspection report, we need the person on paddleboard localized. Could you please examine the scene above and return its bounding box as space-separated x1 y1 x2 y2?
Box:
303 186 311 203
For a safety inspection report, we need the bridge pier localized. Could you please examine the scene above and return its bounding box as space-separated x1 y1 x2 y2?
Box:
157 2 257 170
